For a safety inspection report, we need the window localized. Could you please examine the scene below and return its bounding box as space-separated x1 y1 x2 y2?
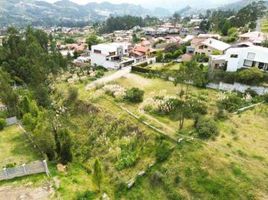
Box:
94 49 101 54
247 52 255 60
244 59 253 67
230 54 238 58
109 52 116 56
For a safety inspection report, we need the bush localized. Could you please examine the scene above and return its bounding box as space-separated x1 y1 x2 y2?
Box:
245 88 258 97
0 118 6 130
196 117 219 139
124 88 144 103
155 140 172 162
217 93 248 112
215 109 228 120
76 190 96 200
116 148 138 170
263 93 268 103
150 171 164 187
194 54 209 63
237 68 264 85
67 87 78 104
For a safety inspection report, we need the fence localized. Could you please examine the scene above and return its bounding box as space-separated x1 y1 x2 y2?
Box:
207 82 268 95
0 160 49 181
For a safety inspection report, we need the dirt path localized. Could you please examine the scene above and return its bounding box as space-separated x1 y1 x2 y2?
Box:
86 67 131 90
0 184 53 200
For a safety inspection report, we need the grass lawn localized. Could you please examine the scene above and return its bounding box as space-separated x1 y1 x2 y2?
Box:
0 125 40 168
146 63 181 71
261 18 268 33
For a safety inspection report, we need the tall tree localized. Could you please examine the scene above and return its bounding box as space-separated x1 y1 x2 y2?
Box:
86 34 100 50
93 159 103 191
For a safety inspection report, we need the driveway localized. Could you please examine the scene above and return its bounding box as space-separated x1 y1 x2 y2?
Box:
86 67 131 90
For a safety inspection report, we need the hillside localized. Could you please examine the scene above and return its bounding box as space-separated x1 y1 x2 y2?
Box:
0 0 170 27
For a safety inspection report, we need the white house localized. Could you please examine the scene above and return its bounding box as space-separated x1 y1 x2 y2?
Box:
90 43 135 69
210 46 268 72
194 38 231 56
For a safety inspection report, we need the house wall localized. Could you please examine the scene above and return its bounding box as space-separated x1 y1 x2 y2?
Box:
91 53 119 69
195 46 222 56
224 47 268 72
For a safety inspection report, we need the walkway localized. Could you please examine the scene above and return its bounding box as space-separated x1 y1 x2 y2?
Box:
85 67 131 90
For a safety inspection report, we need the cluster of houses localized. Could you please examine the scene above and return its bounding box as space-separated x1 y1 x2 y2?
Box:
40 20 268 74
63 28 268 72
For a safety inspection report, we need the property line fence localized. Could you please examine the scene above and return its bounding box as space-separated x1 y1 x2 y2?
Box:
0 160 49 181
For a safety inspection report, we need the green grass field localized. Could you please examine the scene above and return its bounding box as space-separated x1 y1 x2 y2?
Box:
0 125 40 168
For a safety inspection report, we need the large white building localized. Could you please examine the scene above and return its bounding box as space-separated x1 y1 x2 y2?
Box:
210 46 268 72
90 42 135 69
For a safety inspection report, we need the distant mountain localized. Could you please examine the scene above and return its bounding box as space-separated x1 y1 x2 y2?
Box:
220 0 268 11
0 0 170 27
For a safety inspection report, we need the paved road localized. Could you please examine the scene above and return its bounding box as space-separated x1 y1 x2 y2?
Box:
85 66 131 90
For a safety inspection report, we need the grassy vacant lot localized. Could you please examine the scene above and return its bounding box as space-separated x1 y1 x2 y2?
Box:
146 63 181 71
3 70 264 199
0 125 39 168
0 125 47 192
52 70 268 199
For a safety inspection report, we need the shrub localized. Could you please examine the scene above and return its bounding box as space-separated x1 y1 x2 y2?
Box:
217 93 248 112
245 88 258 97
103 84 126 100
263 93 268 103
150 171 164 187
194 54 209 63
124 88 144 103
215 109 229 120
66 87 78 104
155 140 172 162
196 117 219 139
237 68 264 85
76 190 96 200
142 96 179 114
116 148 138 170
0 118 6 130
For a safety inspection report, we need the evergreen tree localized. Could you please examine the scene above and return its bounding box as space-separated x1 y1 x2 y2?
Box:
93 159 103 191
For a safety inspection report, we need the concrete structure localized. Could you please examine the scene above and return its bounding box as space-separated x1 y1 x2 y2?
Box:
90 43 135 69
210 46 268 72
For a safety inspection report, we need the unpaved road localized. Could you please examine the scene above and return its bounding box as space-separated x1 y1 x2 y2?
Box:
0 185 53 200
86 67 131 90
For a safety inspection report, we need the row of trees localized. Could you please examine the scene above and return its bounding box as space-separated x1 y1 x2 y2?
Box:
0 27 67 109
99 15 160 33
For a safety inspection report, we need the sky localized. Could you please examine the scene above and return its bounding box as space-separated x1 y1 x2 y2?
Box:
46 0 239 10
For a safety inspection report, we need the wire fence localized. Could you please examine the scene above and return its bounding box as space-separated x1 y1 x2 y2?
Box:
0 160 49 181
